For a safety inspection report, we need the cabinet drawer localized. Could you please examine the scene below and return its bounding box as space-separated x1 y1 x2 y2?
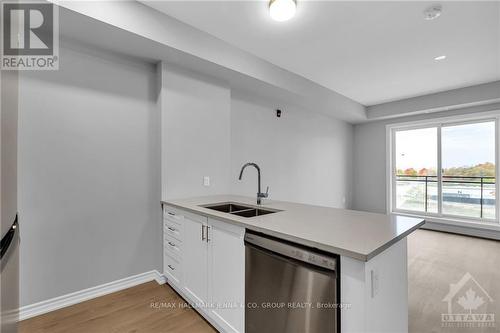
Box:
164 254 181 286
164 206 184 225
164 220 182 242
164 234 182 259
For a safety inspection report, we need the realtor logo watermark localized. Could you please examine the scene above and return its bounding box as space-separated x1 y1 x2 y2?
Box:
1 1 59 70
442 272 495 329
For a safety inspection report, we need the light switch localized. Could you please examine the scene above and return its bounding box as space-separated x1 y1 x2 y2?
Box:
203 176 210 187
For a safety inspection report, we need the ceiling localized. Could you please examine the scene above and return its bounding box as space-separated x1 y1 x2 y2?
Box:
141 1 500 106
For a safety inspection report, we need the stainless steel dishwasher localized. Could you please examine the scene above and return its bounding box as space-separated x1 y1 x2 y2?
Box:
245 232 338 333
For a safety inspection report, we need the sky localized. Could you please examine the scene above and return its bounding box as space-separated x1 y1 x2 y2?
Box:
395 121 495 171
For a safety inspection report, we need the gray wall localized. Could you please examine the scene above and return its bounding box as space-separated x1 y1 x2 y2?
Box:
1 69 19 234
231 93 353 208
1 60 20 333
353 103 500 214
352 120 387 214
18 44 161 306
159 65 354 209
160 64 231 200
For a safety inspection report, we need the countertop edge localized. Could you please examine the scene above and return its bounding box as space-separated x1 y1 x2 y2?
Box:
364 219 426 260
162 200 425 262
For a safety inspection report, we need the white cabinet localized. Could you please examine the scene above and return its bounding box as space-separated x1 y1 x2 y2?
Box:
163 251 181 285
208 218 245 333
341 239 409 333
163 206 184 287
182 212 209 305
163 205 245 333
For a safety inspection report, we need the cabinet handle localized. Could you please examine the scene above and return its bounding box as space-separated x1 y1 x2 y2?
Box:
167 212 175 216
168 241 176 247
167 227 176 232
206 226 211 242
201 225 206 241
168 265 175 271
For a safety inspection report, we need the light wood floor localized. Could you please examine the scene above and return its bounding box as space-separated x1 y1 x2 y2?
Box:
19 281 217 333
20 229 500 333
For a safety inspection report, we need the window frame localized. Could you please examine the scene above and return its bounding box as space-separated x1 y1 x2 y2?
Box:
387 112 500 226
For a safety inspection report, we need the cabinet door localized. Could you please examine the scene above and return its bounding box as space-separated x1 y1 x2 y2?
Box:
208 218 245 333
182 213 209 305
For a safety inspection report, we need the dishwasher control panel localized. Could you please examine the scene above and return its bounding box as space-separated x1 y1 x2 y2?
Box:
245 232 337 271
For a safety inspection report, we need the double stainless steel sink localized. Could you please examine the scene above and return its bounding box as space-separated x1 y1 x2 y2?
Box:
201 202 280 218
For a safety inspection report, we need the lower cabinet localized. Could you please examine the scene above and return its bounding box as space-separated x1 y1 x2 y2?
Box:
163 205 245 333
208 218 245 333
182 212 209 305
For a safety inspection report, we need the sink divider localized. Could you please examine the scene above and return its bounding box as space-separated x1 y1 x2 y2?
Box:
229 208 255 215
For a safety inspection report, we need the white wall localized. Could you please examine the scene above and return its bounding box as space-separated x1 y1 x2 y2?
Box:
18 43 161 306
160 64 231 200
366 81 500 120
231 93 353 208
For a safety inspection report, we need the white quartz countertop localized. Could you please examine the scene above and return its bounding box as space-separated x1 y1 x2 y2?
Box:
163 195 425 261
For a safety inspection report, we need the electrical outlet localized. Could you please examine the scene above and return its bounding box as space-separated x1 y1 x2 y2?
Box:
203 176 210 187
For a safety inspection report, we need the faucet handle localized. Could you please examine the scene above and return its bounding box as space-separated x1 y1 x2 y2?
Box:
257 186 269 199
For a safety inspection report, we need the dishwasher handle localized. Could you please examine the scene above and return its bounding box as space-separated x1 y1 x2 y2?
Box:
245 232 336 271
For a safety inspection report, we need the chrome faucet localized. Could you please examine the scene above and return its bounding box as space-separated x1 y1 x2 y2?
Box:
238 162 269 205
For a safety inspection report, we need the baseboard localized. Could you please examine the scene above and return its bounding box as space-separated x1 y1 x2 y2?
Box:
20 270 166 321
422 221 500 240
154 270 167 285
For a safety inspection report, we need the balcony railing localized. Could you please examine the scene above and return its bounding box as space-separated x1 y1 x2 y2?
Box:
395 175 496 218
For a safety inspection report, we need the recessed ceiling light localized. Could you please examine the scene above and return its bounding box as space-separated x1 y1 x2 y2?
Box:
434 55 447 61
423 4 442 20
269 0 297 22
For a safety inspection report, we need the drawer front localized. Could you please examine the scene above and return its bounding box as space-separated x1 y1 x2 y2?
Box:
164 234 182 259
164 219 182 242
164 253 181 286
164 206 184 225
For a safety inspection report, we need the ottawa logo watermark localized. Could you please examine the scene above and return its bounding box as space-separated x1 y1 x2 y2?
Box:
441 272 495 329
1 0 59 70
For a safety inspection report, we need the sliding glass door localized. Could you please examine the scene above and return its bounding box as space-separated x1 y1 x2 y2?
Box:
395 127 438 213
392 118 497 223
441 121 496 220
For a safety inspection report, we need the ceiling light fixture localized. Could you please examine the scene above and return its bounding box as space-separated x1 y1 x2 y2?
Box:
434 55 447 61
423 4 442 20
269 0 297 22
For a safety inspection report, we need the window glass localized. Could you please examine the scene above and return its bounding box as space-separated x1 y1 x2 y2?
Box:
395 127 438 213
442 121 496 219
